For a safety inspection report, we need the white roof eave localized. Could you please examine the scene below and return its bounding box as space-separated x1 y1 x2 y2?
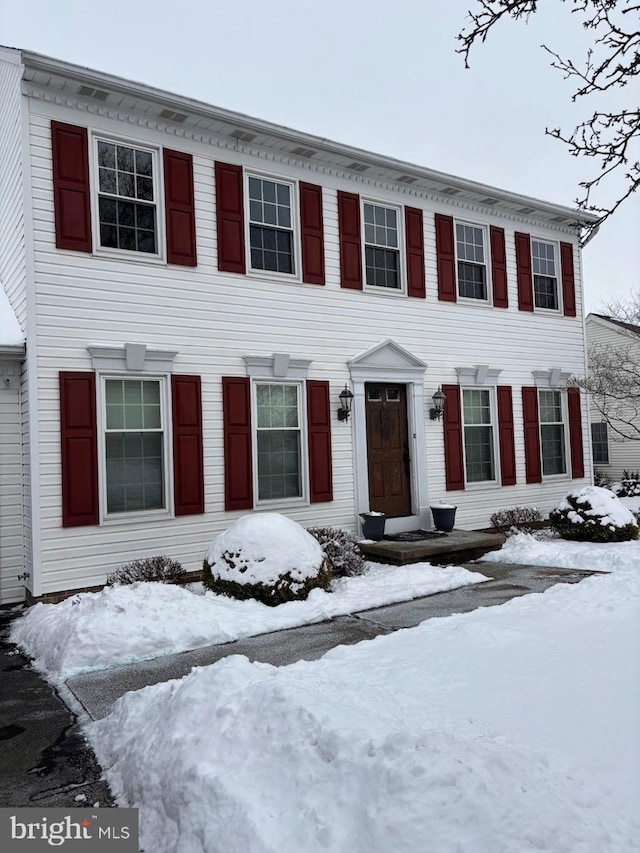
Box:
19 49 601 229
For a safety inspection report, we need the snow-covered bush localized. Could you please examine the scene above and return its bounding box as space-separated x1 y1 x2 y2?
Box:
203 513 332 606
550 486 639 543
307 527 366 577
592 468 611 489
107 555 185 586
489 506 543 532
618 469 640 497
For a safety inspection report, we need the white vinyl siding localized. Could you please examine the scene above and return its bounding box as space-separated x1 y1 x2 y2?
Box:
0 386 24 603
24 98 589 597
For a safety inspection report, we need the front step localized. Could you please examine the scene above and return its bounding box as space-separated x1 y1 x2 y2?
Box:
358 528 506 565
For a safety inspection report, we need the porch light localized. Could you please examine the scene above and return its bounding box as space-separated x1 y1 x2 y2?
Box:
430 386 446 421
337 385 354 422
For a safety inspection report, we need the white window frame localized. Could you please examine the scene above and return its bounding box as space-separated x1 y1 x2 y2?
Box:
245 170 300 282
96 374 174 524
461 387 499 486
538 388 570 478
89 132 166 264
591 421 610 466
251 379 309 507
454 219 491 304
530 237 562 313
361 197 405 296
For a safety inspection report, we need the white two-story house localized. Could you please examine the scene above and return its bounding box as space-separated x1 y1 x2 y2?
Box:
0 47 598 604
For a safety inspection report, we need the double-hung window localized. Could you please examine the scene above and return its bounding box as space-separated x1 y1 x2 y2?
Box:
531 239 559 310
591 422 609 465
103 378 166 514
255 383 303 501
363 201 401 289
456 222 488 300
248 176 295 274
462 389 496 482
539 389 566 475
96 140 158 255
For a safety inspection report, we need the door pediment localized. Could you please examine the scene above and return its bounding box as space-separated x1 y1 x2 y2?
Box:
349 340 427 379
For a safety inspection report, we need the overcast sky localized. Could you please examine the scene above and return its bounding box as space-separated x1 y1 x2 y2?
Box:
1 0 637 313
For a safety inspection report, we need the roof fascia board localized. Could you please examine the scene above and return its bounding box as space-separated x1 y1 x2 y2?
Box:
20 49 600 226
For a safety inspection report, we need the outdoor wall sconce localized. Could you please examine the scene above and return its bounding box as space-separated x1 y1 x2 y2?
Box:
337 385 354 421
429 386 446 420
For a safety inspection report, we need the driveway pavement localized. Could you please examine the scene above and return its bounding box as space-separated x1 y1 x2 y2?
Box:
1 560 600 806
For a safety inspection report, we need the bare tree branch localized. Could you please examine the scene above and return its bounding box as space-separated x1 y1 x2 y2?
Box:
457 0 639 244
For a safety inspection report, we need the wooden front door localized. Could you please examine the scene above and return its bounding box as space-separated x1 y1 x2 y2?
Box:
365 383 411 517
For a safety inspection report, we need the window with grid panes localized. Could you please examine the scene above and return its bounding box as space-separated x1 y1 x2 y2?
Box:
462 389 496 482
456 223 487 300
539 389 566 475
256 383 302 500
531 240 559 310
591 422 609 465
363 202 400 289
248 177 294 274
97 140 157 254
104 379 165 513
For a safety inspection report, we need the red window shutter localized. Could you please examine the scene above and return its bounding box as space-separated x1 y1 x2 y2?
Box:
435 214 456 302
490 225 508 308
560 242 577 317
171 375 204 516
300 182 325 285
306 380 333 503
51 121 92 253
515 232 534 312
164 149 197 266
567 387 584 478
215 162 246 274
222 377 253 510
338 191 363 289
497 386 516 486
522 386 542 483
405 207 426 298
443 384 464 490
59 372 98 527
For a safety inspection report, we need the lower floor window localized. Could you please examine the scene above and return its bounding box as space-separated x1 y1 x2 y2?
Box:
462 388 495 482
104 378 165 513
256 383 302 500
591 422 609 465
539 389 566 475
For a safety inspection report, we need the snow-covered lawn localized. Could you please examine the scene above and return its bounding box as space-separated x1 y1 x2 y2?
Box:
12 531 640 851
10 562 486 681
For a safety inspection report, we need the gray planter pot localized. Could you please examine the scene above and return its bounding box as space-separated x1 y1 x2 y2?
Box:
430 504 457 533
359 512 386 541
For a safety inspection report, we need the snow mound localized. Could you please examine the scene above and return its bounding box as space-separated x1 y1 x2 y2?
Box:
89 655 639 853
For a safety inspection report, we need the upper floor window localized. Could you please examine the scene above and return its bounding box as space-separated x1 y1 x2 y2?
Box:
363 202 401 290
462 388 496 482
539 389 566 475
531 240 559 310
248 176 295 274
456 222 487 300
97 140 158 255
591 422 609 465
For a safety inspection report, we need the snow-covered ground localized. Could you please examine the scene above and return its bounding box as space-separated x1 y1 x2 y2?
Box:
12 530 640 851
10 562 486 681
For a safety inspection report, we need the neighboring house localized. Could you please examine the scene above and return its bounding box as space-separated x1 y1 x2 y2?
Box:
585 313 640 482
0 47 598 604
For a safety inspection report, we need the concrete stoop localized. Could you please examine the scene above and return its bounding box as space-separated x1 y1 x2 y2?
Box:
358 528 506 565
